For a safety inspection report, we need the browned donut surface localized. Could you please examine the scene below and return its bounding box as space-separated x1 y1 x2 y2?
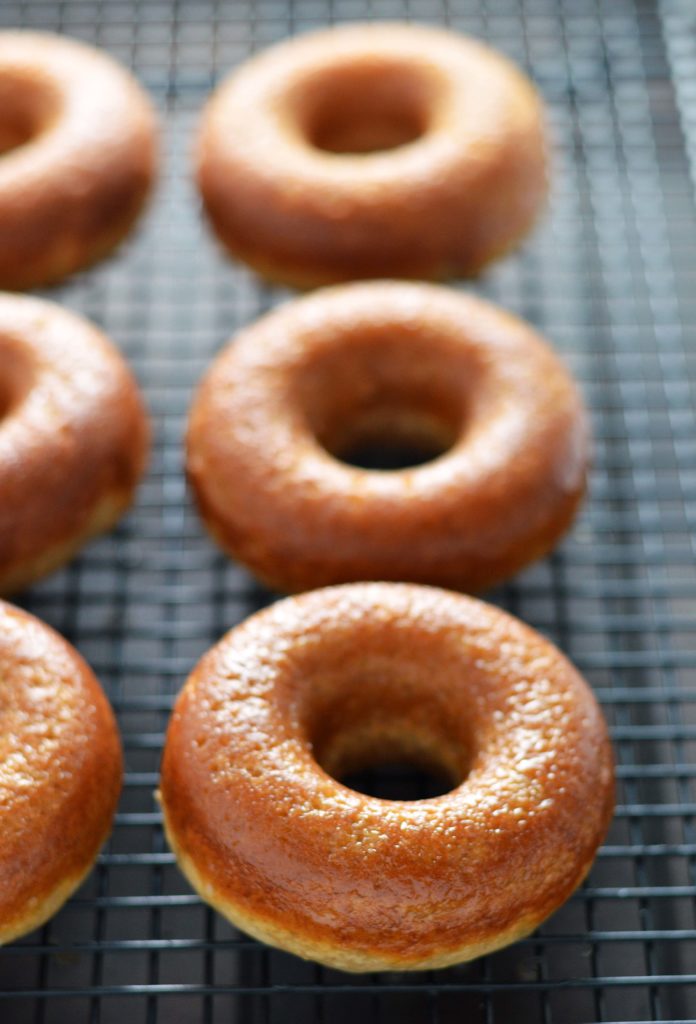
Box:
197 22 548 287
0 31 157 290
160 583 614 972
0 601 122 945
187 281 588 593
0 293 150 594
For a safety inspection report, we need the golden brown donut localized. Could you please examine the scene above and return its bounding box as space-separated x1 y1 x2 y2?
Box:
0 601 122 944
160 582 614 972
187 281 588 594
196 23 548 287
0 293 150 594
0 31 157 290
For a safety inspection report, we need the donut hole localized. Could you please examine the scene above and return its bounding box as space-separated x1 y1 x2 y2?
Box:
314 720 467 799
0 73 60 157
301 658 472 801
296 335 469 471
297 61 438 155
332 410 456 470
341 761 453 801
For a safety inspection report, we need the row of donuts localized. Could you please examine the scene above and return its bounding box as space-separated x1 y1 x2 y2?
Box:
0 24 546 291
1 579 614 971
0 280 588 598
0 25 614 972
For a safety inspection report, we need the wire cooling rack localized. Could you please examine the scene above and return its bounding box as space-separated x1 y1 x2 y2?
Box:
2 0 696 1021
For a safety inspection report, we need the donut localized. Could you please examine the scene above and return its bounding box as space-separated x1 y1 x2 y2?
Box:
0 601 122 944
160 582 614 972
0 293 150 594
187 281 588 594
0 31 157 290
196 23 548 287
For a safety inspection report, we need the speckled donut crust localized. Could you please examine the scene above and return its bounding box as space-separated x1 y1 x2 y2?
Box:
0 293 150 594
187 281 589 594
196 22 548 287
0 31 157 290
160 583 614 972
0 601 122 945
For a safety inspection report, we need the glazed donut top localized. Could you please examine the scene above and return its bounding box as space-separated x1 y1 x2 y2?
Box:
197 22 547 284
187 281 588 593
161 583 614 971
0 601 122 944
0 31 157 288
0 293 150 594
200 20 544 189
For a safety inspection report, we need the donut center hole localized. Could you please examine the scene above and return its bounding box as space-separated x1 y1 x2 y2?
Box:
335 415 455 471
341 761 454 800
0 73 60 156
296 336 468 471
299 61 436 155
302 659 472 802
316 727 466 799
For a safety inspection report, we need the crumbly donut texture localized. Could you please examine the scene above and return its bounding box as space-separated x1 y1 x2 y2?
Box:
0 293 150 594
0 601 122 944
0 31 157 290
187 281 588 593
160 583 614 972
197 22 548 286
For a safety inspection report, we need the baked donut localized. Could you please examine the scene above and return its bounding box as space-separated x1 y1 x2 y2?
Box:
160 582 614 972
196 23 548 287
0 293 150 594
187 281 588 594
0 31 157 290
0 601 122 944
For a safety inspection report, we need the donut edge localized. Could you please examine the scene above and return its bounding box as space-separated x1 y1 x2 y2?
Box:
159 769 613 974
195 198 543 292
0 853 108 947
0 487 144 597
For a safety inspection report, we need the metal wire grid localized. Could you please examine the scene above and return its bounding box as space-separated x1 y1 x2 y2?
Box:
0 0 694 1020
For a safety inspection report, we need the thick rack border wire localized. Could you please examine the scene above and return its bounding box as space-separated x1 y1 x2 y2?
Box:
2 0 696 1022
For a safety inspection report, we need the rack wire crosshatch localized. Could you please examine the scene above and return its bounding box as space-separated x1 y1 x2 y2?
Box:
2 0 696 1021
